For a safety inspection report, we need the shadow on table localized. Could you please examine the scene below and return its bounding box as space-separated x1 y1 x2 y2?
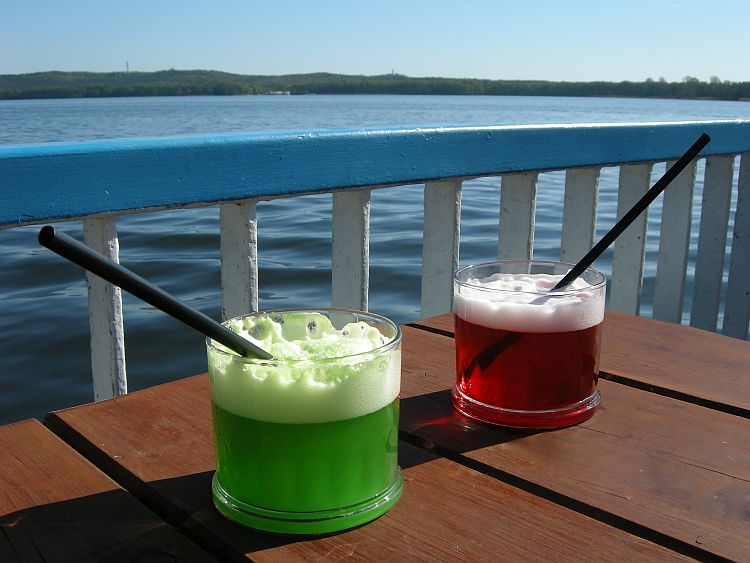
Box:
399 389 540 469
0 488 214 562
147 470 371 559
92 389 545 558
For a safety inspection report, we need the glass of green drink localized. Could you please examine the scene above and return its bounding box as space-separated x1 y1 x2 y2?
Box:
206 308 403 534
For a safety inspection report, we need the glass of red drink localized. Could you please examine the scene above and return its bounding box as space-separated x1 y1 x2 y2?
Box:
452 260 606 428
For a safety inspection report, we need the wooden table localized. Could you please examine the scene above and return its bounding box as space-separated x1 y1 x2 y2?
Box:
3 311 749 561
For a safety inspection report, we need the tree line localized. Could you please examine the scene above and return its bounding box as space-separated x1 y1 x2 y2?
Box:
1 70 748 101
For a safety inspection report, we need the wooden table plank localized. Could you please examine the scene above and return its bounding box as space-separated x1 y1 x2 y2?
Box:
399 326 750 562
45 375 685 561
0 419 215 562
599 310 750 415
409 311 750 415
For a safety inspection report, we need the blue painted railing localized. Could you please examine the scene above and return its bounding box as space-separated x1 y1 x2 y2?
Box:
2 120 749 399
2 121 750 224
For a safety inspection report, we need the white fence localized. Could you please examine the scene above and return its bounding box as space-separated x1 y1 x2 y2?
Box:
2 121 749 399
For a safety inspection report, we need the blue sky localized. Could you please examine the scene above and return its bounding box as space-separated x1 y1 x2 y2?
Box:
2 0 748 82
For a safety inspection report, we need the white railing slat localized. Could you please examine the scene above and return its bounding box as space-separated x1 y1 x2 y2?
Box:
499 173 538 260
609 164 653 314
723 152 750 339
652 160 697 323
220 199 259 320
83 216 127 400
690 155 735 331
332 189 371 310
560 167 600 264
421 180 462 317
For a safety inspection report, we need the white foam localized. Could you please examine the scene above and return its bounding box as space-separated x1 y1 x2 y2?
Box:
208 313 401 424
454 273 605 333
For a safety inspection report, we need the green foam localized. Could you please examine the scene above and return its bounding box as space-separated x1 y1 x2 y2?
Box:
208 312 401 424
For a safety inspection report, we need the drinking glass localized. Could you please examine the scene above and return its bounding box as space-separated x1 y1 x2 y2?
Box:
207 308 403 534
452 260 606 428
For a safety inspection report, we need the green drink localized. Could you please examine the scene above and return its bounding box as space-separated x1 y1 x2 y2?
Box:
207 309 403 534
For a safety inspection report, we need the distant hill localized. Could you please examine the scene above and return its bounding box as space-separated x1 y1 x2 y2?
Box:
1 70 748 101
0 70 261 98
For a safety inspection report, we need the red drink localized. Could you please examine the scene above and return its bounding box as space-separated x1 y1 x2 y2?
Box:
452 261 605 428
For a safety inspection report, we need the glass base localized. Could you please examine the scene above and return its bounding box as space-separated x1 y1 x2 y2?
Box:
451 387 600 429
212 469 404 534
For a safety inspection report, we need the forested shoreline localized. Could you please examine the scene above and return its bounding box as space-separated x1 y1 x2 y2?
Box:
1 69 748 101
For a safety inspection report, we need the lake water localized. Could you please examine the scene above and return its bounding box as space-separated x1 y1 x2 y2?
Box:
2 94 749 424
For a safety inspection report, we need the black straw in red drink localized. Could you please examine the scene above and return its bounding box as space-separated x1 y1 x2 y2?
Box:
551 132 710 291
468 132 710 375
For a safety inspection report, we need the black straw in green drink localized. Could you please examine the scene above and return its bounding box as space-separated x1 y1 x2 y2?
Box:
38 226 272 360
469 132 710 373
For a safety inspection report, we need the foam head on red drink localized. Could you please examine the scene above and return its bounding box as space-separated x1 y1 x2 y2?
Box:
454 272 605 333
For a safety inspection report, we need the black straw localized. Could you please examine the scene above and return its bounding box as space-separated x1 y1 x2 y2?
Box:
468 132 710 373
38 226 272 360
551 132 710 291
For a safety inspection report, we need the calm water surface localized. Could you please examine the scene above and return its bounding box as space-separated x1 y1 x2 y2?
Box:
2 94 749 424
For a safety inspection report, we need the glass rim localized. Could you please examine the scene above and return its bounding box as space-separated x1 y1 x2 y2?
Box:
206 307 402 365
454 259 606 296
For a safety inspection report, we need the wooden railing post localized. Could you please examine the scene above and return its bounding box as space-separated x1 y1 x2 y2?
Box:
609 164 652 314
499 173 538 260
220 199 260 320
421 180 462 317
560 167 600 264
691 156 735 331
332 189 371 310
83 217 127 400
653 160 697 323
723 153 750 339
